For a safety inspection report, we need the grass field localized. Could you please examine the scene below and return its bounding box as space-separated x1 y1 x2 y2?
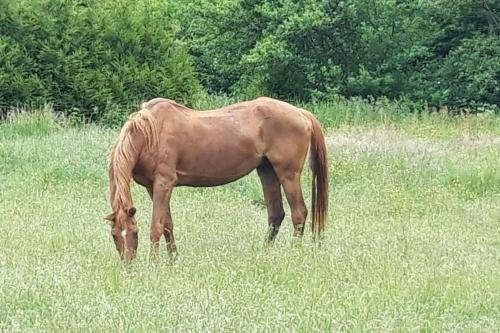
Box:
1 105 499 332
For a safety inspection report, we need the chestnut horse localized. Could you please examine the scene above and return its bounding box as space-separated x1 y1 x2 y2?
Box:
105 97 328 261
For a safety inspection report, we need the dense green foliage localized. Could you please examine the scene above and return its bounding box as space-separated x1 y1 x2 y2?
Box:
0 0 499 121
0 0 201 121
173 0 499 108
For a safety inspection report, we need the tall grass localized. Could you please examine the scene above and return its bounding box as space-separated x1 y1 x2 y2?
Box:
0 105 62 139
0 104 499 331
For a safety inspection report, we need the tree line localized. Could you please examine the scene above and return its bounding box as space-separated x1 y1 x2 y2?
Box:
1 0 498 121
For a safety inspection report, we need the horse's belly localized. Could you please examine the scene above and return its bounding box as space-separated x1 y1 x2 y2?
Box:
176 173 252 187
175 145 262 187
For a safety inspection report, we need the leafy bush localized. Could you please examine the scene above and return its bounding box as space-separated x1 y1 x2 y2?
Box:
173 0 499 109
0 0 201 122
434 35 500 108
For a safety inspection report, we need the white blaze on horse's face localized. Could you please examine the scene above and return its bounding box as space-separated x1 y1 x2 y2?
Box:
113 226 138 262
106 207 139 262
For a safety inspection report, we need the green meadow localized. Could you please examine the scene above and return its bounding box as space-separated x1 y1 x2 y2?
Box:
1 104 499 332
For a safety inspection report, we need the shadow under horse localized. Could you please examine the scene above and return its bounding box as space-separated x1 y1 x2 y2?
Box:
105 97 328 261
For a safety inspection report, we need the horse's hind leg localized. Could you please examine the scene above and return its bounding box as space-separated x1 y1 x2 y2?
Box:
257 160 285 242
281 173 308 237
266 147 308 238
268 161 308 238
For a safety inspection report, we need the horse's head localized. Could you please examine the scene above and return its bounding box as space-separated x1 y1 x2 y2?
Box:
104 207 139 261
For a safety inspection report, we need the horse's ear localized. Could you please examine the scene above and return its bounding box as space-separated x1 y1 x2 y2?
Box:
104 212 115 222
127 207 136 218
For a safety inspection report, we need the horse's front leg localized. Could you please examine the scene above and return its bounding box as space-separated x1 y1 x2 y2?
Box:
150 175 176 258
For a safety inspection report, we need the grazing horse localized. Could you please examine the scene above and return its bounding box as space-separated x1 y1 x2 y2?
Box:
105 97 328 261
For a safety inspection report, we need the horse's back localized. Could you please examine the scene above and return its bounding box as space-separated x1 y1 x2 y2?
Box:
142 96 312 158
142 96 307 125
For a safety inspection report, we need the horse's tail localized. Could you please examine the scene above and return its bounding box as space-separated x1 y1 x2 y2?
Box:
303 111 329 238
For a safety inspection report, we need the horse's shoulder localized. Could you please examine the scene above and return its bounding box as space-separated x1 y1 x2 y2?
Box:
142 98 191 111
141 98 170 109
141 99 193 120
251 96 280 107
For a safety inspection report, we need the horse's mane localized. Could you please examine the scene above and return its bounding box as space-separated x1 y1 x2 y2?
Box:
109 107 158 211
